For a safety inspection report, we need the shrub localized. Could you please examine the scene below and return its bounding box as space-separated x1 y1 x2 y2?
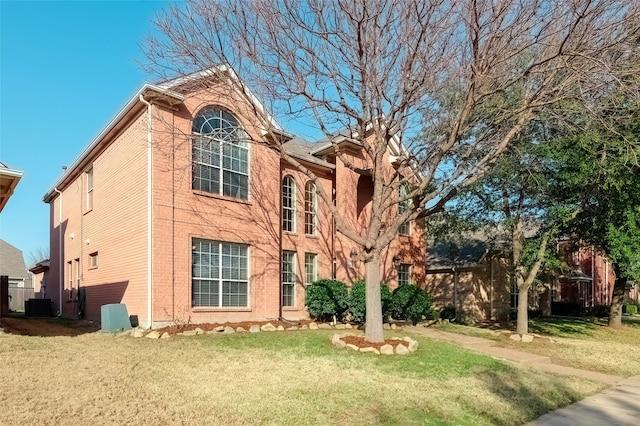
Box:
624 304 638 315
348 279 393 324
390 284 434 325
440 304 456 321
305 279 349 322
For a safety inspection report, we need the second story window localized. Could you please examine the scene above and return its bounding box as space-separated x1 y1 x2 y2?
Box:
398 183 411 235
192 107 248 200
86 166 94 211
282 176 296 232
304 181 317 235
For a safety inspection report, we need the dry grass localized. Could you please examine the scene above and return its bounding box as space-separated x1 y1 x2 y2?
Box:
0 324 603 425
438 317 640 377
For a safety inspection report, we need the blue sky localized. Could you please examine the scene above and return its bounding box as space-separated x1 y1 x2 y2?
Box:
0 0 171 262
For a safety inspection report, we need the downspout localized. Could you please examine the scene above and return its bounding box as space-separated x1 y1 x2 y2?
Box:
140 95 153 329
278 166 283 320
54 188 63 316
489 257 494 320
591 246 595 307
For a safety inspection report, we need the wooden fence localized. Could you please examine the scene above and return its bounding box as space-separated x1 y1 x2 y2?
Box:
8 288 35 312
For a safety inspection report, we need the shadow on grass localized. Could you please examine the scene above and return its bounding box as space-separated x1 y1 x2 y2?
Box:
0 313 100 337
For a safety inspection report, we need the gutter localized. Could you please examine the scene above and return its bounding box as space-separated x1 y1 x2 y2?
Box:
139 94 153 329
54 188 63 316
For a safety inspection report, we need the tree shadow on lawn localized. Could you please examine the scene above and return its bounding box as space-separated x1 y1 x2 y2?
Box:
473 368 591 425
0 313 100 337
526 317 602 338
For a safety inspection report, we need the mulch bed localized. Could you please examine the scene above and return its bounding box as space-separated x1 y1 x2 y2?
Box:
155 319 316 335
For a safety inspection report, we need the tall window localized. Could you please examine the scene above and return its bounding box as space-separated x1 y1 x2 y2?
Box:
398 184 411 235
86 166 94 211
67 261 73 300
192 239 249 307
74 259 80 293
282 251 296 307
192 107 248 199
398 264 411 286
304 181 317 235
282 176 296 232
304 253 317 285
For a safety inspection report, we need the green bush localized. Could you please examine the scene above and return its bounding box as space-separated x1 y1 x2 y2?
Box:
348 279 393 324
440 304 456 321
305 279 349 322
624 304 638 315
390 284 434 325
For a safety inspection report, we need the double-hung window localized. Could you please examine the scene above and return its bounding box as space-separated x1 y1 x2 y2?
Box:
398 264 411 286
304 253 317 285
398 184 411 235
192 107 248 199
86 166 94 211
282 251 296 307
282 176 296 232
192 239 249 308
304 181 317 235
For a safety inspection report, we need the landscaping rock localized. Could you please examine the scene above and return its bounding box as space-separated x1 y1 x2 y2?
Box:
236 326 246 333
346 343 359 351
309 322 318 330
195 328 204 335
344 323 353 329
334 339 346 349
249 325 261 333
334 324 346 330
145 330 161 339
261 323 277 332
383 323 391 330
380 344 394 355
287 326 299 331
223 326 235 334
509 334 522 342
390 324 397 330
277 325 285 331
395 344 410 355
331 334 341 345
131 328 145 338
360 347 380 355
160 332 170 339
318 323 333 330
301 324 309 330
214 325 225 332
181 330 198 336
521 334 534 343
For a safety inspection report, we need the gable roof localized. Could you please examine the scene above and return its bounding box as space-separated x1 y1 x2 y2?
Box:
0 239 32 286
282 138 335 170
0 162 23 213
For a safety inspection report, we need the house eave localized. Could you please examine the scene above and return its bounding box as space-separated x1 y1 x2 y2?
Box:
0 166 23 213
43 85 185 203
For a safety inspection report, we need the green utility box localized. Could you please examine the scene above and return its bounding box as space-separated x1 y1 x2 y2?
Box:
101 303 133 333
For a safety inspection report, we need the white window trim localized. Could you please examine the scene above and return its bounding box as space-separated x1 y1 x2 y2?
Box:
304 253 317 285
304 181 317 236
282 251 297 307
282 176 296 233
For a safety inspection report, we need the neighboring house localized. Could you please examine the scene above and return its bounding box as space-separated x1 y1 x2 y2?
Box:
424 236 512 323
42 69 425 327
29 259 50 299
553 241 616 313
0 162 23 213
0 239 34 312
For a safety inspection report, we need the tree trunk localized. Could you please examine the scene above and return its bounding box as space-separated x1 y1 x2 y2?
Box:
608 264 626 328
364 251 384 343
516 276 529 335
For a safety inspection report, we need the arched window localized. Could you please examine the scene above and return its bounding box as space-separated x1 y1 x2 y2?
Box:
282 176 296 232
305 181 317 235
192 107 248 199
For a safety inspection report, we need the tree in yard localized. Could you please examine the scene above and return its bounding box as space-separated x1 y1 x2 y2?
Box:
145 0 640 342
550 95 640 328
429 131 570 335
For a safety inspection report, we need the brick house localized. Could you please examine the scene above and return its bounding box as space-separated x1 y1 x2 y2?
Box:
43 69 425 328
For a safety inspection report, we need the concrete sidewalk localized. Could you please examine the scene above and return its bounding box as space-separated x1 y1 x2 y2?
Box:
404 326 640 425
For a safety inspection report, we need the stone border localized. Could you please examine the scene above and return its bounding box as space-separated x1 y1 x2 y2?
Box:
331 333 418 355
125 321 404 339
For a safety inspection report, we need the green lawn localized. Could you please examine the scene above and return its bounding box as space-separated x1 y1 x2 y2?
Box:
436 316 640 377
0 324 602 425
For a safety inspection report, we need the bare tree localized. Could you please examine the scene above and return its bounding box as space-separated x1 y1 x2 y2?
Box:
144 0 639 343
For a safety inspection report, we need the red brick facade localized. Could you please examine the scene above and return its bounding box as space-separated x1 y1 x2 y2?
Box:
43 73 426 327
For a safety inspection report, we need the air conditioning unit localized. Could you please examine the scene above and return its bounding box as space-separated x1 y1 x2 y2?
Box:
101 303 133 333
